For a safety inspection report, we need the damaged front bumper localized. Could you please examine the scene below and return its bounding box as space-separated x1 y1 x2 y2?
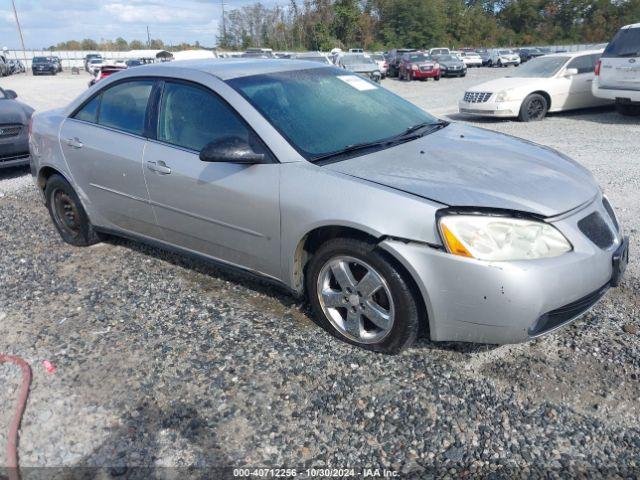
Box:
380 197 625 344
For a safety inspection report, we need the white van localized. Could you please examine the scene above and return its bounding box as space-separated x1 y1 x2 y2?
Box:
593 23 640 116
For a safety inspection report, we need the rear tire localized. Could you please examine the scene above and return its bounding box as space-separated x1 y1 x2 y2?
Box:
518 93 548 122
306 238 421 354
45 174 103 246
616 103 640 116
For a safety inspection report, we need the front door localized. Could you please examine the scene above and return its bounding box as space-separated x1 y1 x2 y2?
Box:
60 79 160 238
142 80 281 278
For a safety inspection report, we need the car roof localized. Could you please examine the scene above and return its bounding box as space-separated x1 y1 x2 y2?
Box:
145 58 333 80
621 23 640 29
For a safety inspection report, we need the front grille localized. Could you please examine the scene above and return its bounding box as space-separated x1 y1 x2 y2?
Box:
602 197 619 231
529 283 609 337
463 91 492 103
0 125 22 138
419 66 433 72
578 212 614 249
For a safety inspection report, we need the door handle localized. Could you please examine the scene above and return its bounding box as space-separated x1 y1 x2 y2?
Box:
66 137 83 149
146 160 172 175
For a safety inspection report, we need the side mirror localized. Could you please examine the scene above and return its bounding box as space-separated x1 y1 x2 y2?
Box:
199 137 266 164
563 68 578 77
5 89 17 99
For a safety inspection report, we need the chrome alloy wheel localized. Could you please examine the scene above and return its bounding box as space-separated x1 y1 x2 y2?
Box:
317 256 395 344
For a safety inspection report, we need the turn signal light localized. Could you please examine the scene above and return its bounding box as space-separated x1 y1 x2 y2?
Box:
441 224 473 258
595 60 601 76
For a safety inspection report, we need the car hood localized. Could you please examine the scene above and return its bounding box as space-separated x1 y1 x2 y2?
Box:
440 61 464 67
324 123 599 217
468 76 544 92
0 100 34 125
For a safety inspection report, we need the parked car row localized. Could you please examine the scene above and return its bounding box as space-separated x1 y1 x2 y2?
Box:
459 22 640 120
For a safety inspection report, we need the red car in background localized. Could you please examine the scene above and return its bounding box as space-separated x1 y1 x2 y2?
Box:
88 65 127 87
398 52 441 81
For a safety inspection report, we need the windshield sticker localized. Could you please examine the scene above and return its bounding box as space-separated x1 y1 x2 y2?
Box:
337 75 378 91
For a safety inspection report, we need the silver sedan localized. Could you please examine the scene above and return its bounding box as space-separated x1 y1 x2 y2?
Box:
29 60 629 353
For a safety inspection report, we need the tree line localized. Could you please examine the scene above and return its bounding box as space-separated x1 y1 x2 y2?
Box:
218 0 640 51
47 38 203 52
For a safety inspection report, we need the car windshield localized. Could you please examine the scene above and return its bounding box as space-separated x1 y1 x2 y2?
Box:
341 55 375 65
227 68 440 161
90 59 102 64
431 49 448 55
406 54 431 62
603 27 640 58
507 56 569 78
436 55 455 62
33 57 48 63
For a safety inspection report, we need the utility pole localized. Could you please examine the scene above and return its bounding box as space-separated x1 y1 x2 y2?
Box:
10 0 28 74
146 25 151 47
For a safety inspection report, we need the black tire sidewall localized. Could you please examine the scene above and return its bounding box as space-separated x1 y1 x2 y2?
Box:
45 174 100 246
519 94 548 122
306 238 421 354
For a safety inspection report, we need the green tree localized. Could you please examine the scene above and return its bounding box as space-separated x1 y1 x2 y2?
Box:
114 37 129 51
80 38 98 50
333 0 361 46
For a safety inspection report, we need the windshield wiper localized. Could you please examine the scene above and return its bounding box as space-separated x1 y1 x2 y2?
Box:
311 120 448 164
311 138 397 163
311 120 449 163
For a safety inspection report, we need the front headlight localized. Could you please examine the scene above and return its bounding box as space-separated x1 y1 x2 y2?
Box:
439 215 572 261
494 90 514 102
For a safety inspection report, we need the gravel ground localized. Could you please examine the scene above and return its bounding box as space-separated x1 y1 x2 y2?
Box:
0 68 639 478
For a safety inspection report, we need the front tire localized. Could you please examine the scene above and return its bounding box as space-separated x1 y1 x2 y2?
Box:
45 174 102 246
306 238 421 354
518 93 548 122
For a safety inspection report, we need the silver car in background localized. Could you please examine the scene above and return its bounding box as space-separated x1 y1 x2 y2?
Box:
29 59 628 353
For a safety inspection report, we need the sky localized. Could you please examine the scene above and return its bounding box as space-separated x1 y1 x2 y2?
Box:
0 0 274 49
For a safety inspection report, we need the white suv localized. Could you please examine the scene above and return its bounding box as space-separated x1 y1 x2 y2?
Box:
489 49 521 67
593 23 640 116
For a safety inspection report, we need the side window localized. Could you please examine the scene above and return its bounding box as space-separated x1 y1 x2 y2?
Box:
98 80 154 136
74 95 101 123
567 55 596 75
157 81 257 153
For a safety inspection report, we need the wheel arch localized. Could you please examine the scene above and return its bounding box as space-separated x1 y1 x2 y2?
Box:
291 224 429 335
529 90 551 110
37 165 71 192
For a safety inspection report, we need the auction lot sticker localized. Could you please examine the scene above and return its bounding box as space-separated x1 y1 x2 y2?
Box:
337 75 378 91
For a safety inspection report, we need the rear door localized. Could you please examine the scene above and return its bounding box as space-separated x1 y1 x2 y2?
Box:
142 79 281 278
60 79 161 238
599 26 640 91
563 54 602 109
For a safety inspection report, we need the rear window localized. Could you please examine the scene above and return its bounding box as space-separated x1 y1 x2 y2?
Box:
603 27 640 58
